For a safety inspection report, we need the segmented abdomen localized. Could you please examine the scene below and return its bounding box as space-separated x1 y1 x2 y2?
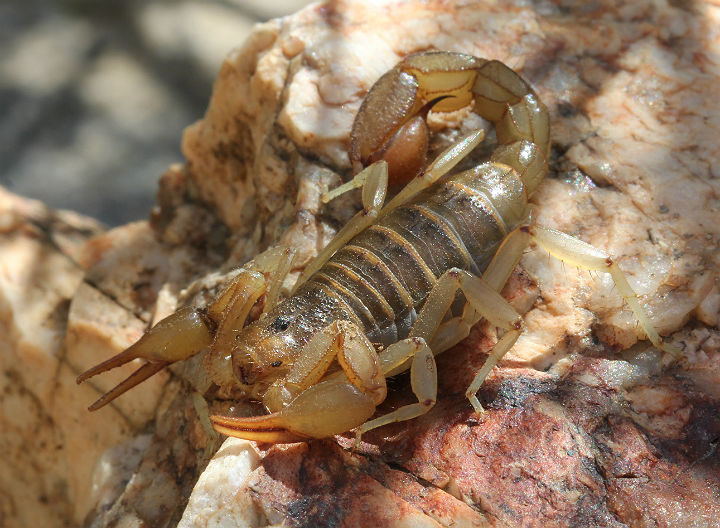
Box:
305 162 530 346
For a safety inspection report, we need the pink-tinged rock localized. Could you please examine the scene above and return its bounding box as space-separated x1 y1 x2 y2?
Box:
4 1 719 527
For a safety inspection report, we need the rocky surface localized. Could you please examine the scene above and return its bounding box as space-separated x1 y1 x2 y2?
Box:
1 0 719 527
0 188 106 526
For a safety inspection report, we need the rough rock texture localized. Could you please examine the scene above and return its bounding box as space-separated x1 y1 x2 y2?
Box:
2 0 719 527
0 188 106 526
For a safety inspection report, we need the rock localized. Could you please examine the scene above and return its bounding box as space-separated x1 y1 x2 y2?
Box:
2 0 719 527
0 188 109 527
174 0 719 526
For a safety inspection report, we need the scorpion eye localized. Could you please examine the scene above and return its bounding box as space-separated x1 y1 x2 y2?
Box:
270 316 290 332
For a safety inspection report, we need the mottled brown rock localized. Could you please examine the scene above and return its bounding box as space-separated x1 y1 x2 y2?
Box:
176 1 719 526
0 188 108 527
3 0 719 527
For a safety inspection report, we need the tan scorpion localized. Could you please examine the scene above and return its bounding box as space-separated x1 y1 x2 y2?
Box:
77 51 679 443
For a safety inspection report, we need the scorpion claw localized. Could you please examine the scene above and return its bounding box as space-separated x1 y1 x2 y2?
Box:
77 306 215 411
211 380 378 443
210 413 310 444
86 360 170 411
76 345 144 385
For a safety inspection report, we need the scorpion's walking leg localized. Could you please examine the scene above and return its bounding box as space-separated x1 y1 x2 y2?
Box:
378 129 484 216
323 129 485 216
403 267 526 414
254 246 296 315
293 161 388 292
438 224 681 413
305 128 485 295
352 337 436 441
526 225 681 358
430 227 531 353
76 247 294 410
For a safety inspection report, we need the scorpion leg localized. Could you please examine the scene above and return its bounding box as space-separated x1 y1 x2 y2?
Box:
403 267 525 413
430 224 681 413
324 128 484 218
352 337 436 442
210 320 388 442
430 227 531 353
293 161 388 292
379 129 484 217
206 271 267 355
311 128 485 297
526 225 681 358
254 246 296 315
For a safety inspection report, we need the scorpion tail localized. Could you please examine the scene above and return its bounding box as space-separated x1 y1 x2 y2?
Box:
76 306 215 411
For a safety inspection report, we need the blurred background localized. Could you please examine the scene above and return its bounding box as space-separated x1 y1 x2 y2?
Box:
0 0 312 226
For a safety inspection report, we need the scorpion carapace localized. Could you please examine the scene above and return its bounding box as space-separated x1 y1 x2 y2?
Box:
77 51 679 443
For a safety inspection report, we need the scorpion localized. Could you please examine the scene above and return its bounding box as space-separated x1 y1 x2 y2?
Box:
77 51 679 443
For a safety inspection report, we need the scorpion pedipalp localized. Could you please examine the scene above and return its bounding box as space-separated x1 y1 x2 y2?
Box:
76 267 271 410
211 379 378 443
76 306 216 410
